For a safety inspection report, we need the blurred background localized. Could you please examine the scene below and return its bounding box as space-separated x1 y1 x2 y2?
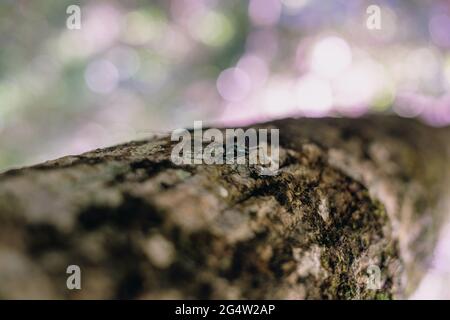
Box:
0 0 449 298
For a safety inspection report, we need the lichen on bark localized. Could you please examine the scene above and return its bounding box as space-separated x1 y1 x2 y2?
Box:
0 116 448 299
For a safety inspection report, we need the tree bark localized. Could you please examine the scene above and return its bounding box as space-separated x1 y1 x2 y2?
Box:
0 116 448 299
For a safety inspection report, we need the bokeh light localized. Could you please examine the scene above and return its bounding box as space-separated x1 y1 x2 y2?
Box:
296 74 333 116
216 67 251 102
249 0 281 27
310 37 352 79
85 59 119 94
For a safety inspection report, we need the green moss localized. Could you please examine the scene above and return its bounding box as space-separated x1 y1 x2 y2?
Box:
375 292 391 300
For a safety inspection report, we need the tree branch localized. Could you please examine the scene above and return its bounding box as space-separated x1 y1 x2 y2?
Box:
0 116 448 299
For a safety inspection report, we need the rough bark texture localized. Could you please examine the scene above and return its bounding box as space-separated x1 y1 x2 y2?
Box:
0 116 448 299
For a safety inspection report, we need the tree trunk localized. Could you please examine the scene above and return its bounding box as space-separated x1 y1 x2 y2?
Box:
0 116 448 299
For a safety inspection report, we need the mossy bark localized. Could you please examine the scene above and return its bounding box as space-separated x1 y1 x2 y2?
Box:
0 116 448 299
